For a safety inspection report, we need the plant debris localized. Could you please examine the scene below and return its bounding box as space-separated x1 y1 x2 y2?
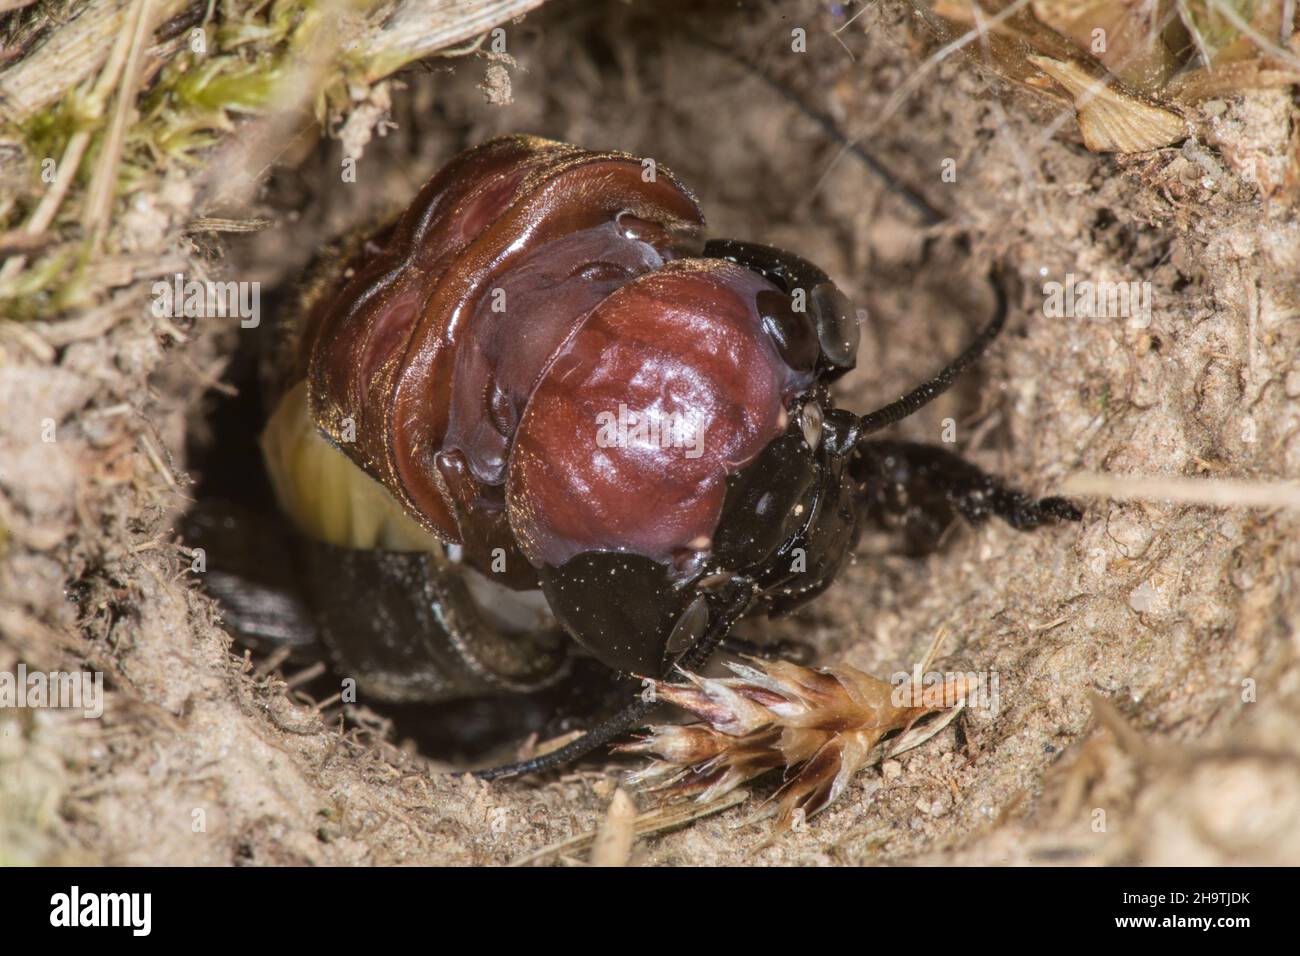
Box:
917 0 1299 159
621 635 971 835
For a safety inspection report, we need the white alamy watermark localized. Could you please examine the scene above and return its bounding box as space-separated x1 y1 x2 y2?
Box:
0 664 103 718
596 403 706 459
890 666 1000 717
1043 273 1151 328
50 886 151 936
151 272 260 327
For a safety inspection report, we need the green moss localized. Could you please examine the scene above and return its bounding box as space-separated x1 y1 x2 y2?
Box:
167 55 290 115
0 246 79 320
20 93 92 183
1 0 392 317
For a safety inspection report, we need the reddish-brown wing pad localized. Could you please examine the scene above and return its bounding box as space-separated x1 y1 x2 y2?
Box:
303 135 565 539
302 135 705 543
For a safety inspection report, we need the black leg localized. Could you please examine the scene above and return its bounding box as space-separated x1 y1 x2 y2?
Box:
852 439 1081 556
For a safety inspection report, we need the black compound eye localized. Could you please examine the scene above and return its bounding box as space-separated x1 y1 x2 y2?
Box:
811 281 860 370
756 289 819 373
713 429 818 572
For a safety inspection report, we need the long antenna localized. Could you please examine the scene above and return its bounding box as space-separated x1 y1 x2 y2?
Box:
683 29 945 227
856 270 1009 436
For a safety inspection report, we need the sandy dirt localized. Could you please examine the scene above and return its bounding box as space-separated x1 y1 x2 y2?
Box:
2 0 1298 865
